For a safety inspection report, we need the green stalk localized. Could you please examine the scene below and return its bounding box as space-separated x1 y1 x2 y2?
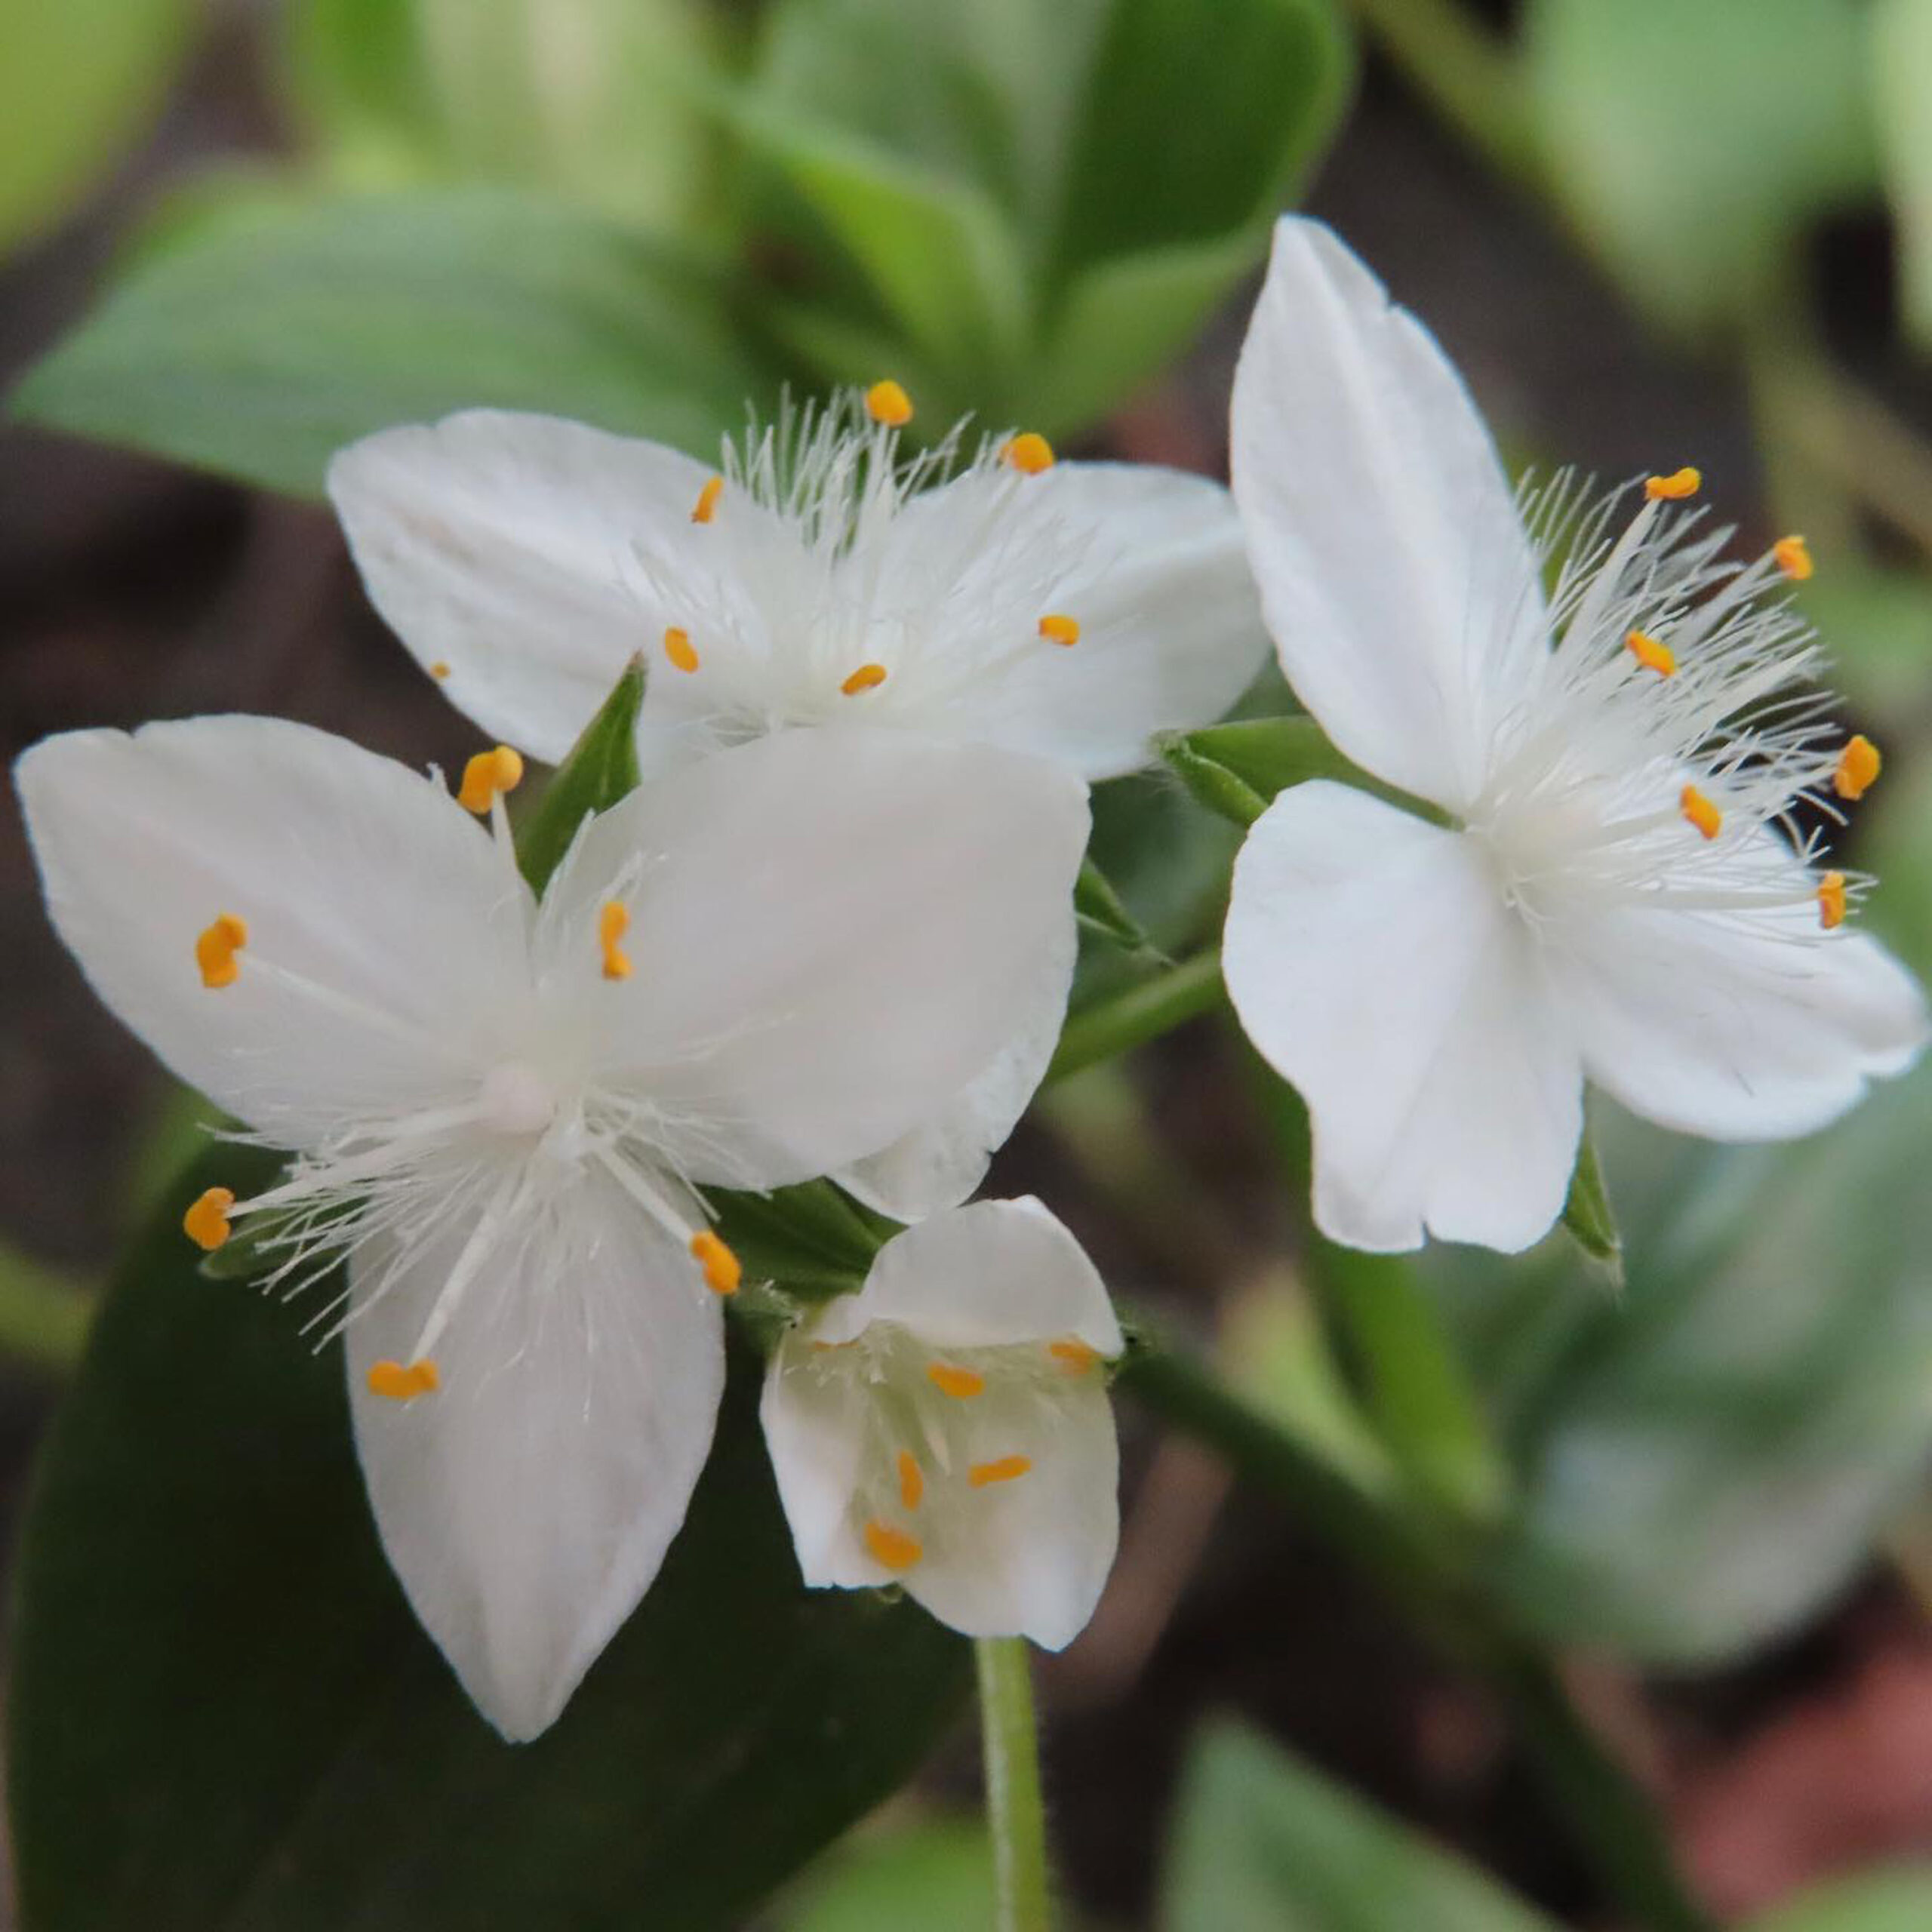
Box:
975 1637 1054 1932
1045 949 1224 1084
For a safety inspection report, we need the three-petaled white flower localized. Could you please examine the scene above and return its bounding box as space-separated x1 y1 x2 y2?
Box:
325 386 1266 1220
1223 220 1929 1254
761 1197 1122 1649
17 714 1087 1737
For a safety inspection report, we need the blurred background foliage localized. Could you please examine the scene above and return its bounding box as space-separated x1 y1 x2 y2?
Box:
9 0 1932 1928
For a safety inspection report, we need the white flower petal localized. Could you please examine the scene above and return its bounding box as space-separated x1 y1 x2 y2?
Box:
346 1164 724 1742
14 716 528 1147
537 728 1088 1191
1549 866 1930 1140
1224 781 1583 1252
758 1337 872 1591
877 462 1268 780
1229 219 1547 814
328 411 732 761
831 909 1078 1220
814 1198 1123 1354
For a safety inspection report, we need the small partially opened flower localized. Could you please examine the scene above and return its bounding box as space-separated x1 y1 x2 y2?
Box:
17 715 1087 1737
1223 218 1928 1254
325 390 1266 1220
760 1198 1122 1649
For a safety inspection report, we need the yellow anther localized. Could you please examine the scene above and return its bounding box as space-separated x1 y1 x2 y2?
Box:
1681 784 1722 840
690 1230 741 1297
1624 629 1676 678
897 1450 924 1510
430 660 451 680
863 1519 923 1571
969 1455 1033 1489
927 1361 986 1400
457 746 524 814
1048 1337 1098 1375
864 380 913 427
841 663 888 696
599 900 632 980
1818 871 1847 931
1645 466 1702 501
367 1358 440 1402
1774 534 1814 581
663 626 699 674
1835 734 1881 801
183 1186 235 1251
1038 614 1081 647
195 914 248 989
691 475 724 525
1003 432 1056 475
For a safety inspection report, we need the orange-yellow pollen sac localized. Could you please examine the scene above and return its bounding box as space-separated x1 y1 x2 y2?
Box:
367 1358 441 1402
1048 1337 1098 1375
1818 871 1848 931
457 746 524 814
1835 735 1881 801
691 475 724 525
865 380 913 427
863 1519 923 1571
927 1361 986 1400
841 663 888 696
1624 628 1676 678
429 660 451 680
969 1455 1033 1488
195 914 248 989
1038 614 1081 647
897 1450 924 1510
183 1186 235 1251
663 625 700 674
599 900 632 980
691 1230 741 1296
1645 466 1702 501
1681 784 1722 840
1002 432 1055 474
1774 534 1814 581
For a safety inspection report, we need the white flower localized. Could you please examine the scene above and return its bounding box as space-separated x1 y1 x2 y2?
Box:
1221 219 1929 1255
759 1197 1122 1650
17 714 1088 1738
325 389 1266 1221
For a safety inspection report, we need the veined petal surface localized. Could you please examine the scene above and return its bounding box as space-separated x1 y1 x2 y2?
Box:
1223 781 1583 1252
1230 218 1547 814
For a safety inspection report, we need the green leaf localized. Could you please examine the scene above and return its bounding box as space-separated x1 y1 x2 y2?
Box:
0 0 197 259
1470 1068 1932 1666
1527 0 1876 334
1875 0 1932 349
1746 1868 1932 1932
280 0 719 231
514 656 645 893
11 1143 968 1931
1074 854 1158 957
1161 1722 1561 1932
12 187 761 498
780 1817 998 1932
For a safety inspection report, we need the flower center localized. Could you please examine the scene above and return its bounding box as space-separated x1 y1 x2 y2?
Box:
478 1060 556 1137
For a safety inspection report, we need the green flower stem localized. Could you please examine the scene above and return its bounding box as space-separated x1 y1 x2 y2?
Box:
1045 948 1225 1084
975 1636 1054 1932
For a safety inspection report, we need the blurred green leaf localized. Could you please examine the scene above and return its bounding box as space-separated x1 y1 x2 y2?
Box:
515 656 645 892
1786 560 1932 720
1466 1066 1932 1666
1747 1868 1932 1932
0 0 197 260
11 1142 968 1932
741 0 1351 430
780 1817 997 1932
1875 0 1932 349
1527 0 1875 334
281 0 718 230
12 188 761 498
1161 1723 1561 1932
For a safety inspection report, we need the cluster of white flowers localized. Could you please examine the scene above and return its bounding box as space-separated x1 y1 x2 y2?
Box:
17 221 1924 1741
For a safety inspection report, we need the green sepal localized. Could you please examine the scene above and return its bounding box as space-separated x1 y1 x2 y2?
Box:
1074 854 1161 958
1161 716 1447 830
1560 1130 1624 1284
514 655 646 894
1158 732 1269 829
707 1180 897 1305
